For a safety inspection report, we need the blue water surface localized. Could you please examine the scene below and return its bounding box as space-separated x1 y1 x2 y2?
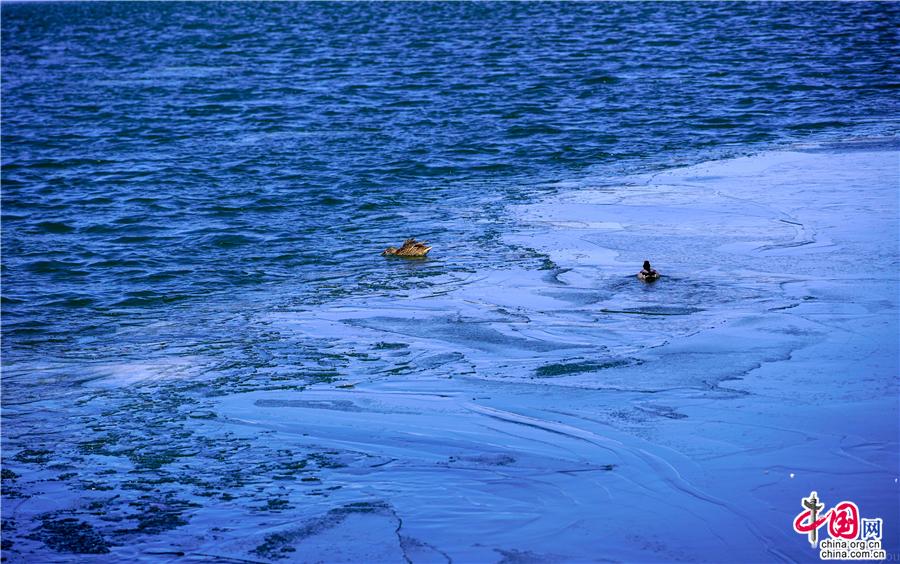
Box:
2 2 899 561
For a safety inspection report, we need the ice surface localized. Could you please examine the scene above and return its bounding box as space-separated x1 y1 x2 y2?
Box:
4 146 896 562
201 145 897 561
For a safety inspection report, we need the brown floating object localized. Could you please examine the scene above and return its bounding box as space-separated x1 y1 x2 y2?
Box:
382 238 433 257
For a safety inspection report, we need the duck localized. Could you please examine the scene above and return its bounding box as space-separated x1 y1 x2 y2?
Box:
637 260 660 282
382 238 433 258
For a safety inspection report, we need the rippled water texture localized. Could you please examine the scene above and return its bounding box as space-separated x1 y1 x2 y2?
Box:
2 2 899 562
4 2 899 342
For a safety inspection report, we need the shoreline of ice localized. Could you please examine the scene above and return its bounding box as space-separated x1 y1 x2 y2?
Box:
202 142 897 562
4 142 897 562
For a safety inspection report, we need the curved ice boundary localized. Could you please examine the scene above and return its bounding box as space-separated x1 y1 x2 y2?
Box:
225 142 898 563
27 144 892 563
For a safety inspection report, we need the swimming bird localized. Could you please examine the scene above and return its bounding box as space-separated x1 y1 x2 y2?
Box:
382 238 432 257
638 260 660 282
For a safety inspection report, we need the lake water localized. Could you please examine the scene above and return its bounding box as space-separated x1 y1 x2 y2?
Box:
2 3 898 562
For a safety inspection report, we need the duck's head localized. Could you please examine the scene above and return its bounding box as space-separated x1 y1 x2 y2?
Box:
643 260 652 270
382 247 399 256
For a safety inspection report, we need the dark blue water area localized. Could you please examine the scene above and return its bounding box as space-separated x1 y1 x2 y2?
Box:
2 2 899 560
3 2 899 361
